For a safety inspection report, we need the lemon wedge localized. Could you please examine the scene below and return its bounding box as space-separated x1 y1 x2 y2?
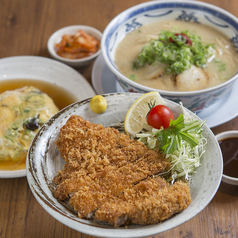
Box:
124 91 165 137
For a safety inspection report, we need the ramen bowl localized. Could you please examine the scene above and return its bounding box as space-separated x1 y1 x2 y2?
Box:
101 0 238 113
26 93 222 237
48 25 102 68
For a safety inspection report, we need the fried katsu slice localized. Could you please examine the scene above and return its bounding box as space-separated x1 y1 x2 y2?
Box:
54 166 111 200
69 151 170 219
54 115 126 183
94 177 191 227
53 115 155 200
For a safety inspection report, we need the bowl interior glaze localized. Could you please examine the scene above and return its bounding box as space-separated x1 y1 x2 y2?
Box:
27 93 223 238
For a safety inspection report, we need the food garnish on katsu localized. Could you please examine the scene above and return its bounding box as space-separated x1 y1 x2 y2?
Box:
53 92 206 227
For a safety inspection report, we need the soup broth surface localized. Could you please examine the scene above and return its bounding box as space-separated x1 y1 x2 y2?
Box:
0 79 78 171
0 79 77 109
115 20 238 91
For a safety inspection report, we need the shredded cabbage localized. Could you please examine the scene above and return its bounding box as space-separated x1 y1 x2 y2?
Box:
136 106 207 184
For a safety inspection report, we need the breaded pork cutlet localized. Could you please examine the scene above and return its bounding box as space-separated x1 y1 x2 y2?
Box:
54 115 137 183
69 150 170 219
53 115 191 227
94 176 191 227
53 115 161 200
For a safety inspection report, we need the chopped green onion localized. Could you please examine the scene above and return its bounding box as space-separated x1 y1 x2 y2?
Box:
4 135 14 143
129 74 137 81
133 30 215 74
214 60 226 72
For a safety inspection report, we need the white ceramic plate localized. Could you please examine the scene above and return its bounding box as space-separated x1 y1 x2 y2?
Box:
27 93 222 238
0 56 95 178
92 54 238 128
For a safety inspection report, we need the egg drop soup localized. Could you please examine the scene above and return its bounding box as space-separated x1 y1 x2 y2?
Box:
0 79 77 171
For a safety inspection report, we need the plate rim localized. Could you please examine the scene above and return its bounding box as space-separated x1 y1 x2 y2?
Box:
0 55 95 178
26 92 223 237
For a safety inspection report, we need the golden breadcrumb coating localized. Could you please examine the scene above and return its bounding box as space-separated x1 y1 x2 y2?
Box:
94 176 191 227
69 150 169 218
54 115 168 200
53 115 191 226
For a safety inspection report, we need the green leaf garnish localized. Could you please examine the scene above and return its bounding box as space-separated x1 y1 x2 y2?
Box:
154 113 204 154
179 131 198 148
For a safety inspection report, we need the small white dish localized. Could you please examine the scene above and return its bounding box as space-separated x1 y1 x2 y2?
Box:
92 54 238 128
216 130 238 186
0 56 95 178
27 93 222 237
47 25 102 68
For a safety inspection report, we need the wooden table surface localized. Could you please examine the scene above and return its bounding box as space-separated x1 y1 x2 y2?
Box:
0 0 238 237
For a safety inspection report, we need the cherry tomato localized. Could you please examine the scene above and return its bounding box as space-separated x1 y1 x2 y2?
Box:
147 105 174 129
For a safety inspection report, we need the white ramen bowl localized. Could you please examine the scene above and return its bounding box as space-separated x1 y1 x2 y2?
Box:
26 93 222 237
48 25 102 68
101 0 238 113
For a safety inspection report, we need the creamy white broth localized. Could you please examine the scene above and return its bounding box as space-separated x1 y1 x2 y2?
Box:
115 20 238 92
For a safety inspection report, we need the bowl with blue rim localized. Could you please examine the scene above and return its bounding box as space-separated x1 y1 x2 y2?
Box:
101 0 238 113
